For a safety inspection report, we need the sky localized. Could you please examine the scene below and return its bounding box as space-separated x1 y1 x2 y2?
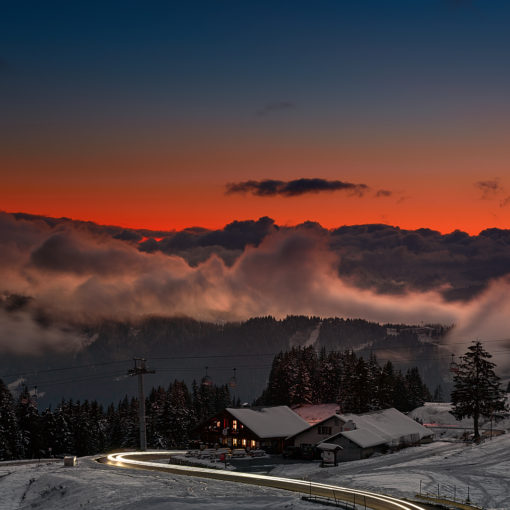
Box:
2 0 510 234
2 1 510 357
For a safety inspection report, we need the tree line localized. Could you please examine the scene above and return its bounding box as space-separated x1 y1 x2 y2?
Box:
0 378 232 461
256 346 434 413
3 342 505 459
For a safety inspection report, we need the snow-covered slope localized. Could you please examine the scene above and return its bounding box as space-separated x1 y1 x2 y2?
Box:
0 457 312 510
2 435 510 510
273 434 510 510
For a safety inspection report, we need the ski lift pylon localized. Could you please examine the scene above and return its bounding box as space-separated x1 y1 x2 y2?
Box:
229 368 237 389
202 366 213 387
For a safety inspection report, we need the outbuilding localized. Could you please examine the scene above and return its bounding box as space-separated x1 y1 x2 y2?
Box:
321 408 433 461
287 407 433 461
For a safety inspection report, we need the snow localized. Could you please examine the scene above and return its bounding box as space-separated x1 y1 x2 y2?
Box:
2 434 510 510
272 434 510 510
292 403 340 425
316 443 341 451
410 400 510 433
226 406 309 438
409 399 510 443
331 408 432 448
0 457 312 510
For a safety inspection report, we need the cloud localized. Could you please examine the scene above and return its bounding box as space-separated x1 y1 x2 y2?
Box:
1 212 510 362
256 101 295 116
500 196 510 208
475 179 503 199
375 189 392 198
226 178 369 197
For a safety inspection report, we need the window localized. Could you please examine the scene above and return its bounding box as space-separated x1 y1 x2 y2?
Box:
250 440 256 448
318 426 332 435
233 438 237 446
242 439 247 447
232 419 238 430
216 421 221 428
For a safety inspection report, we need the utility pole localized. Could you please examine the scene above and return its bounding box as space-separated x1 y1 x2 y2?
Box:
128 358 155 451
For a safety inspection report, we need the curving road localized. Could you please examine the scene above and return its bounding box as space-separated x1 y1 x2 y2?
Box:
105 451 428 510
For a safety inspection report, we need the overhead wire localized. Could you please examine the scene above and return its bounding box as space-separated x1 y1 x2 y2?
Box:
3 341 509 387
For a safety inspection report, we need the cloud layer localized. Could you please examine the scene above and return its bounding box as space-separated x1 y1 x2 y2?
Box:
226 178 369 197
1 212 510 364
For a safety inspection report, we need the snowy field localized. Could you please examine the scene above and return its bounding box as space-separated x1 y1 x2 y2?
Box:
1 433 510 510
274 434 510 510
0 456 313 510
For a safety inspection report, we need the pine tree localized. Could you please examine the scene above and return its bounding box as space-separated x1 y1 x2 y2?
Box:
338 352 371 413
16 385 41 458
366 353 381 410
405 367 431 411
450 341 507 441
377 361 396 409
0 379 21 460
392 370 410 412
315 350 342 404
433 384 444 403
166 380 195 447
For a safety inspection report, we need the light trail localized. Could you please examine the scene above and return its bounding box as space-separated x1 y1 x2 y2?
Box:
105 451 427 510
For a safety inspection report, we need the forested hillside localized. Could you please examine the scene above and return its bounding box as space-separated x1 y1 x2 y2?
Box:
1 314 449 407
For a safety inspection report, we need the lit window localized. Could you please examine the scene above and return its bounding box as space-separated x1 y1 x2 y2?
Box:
242 439 247 446
216 421 221 428
233 438 237 446
250 440 256 448
232 420 238 430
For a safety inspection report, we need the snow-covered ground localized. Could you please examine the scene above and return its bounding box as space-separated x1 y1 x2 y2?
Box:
2 434 510 510
0 456 313 510
273 401 510 510
273 435 510 510
3 401 510 510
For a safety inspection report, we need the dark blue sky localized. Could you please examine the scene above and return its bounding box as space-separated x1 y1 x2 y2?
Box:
2 1 510 233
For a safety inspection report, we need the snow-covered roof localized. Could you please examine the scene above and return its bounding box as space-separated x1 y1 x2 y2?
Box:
292 403 340 425
327 408 432 448
317 442 342 451
226 406 310 439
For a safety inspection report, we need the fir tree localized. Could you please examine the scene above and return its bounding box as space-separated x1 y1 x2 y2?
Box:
450 341 507 441
433 384 444 403
167 380 195 447
405 367 431 411
16 385 41 458
377 361 396 409
0 379 21 460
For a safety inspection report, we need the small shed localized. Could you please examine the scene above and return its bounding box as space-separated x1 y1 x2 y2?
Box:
317 442 342 467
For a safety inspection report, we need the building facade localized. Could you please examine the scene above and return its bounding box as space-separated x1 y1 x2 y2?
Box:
195 406 309 453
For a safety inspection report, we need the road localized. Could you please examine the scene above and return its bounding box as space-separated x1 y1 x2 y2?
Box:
105 451 430 510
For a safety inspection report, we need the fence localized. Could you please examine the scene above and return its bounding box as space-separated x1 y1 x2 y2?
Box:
418 480 484 509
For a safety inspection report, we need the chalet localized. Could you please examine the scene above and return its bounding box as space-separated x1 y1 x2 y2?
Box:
286 412 348 450
196 406 309 453
292 403 340 425
288 407 433 462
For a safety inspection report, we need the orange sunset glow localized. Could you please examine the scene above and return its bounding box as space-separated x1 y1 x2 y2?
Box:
2 1 510 235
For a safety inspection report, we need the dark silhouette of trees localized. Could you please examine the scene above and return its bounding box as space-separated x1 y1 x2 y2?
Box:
0 378 230 460
450 341 507 441
257 347 431 414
